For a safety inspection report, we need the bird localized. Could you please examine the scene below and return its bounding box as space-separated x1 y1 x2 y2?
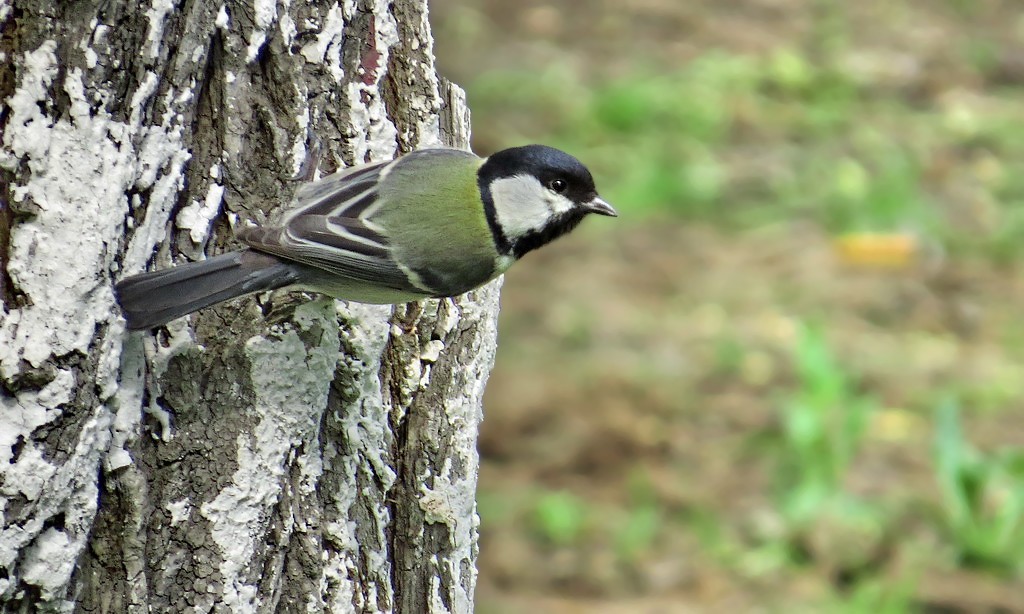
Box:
114 144 617 330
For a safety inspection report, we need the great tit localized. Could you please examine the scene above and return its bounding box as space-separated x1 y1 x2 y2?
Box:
115 144 617 330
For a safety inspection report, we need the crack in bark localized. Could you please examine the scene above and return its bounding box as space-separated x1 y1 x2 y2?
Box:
0 5 26 310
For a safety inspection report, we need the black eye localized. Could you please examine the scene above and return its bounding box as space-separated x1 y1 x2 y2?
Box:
548 178 568 193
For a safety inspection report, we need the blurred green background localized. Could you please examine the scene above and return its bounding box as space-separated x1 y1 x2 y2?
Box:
429 0 1024 611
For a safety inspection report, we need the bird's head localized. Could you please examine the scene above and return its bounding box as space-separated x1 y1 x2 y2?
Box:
478 144 617 259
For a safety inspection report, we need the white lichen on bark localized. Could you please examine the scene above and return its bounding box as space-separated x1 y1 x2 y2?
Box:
200 300 339 609
0 31 188 609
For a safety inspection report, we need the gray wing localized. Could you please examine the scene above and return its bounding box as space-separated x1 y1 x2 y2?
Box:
237 157 430 294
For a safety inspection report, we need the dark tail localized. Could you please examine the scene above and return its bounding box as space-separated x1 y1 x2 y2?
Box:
115 250 301 330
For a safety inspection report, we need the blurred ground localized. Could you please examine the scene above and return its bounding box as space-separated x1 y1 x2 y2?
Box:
429 1 1024 611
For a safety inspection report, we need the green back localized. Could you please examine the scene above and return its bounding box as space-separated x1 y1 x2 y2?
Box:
376 149 499 294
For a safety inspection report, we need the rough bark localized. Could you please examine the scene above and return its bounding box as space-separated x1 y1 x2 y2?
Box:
0 1 494 612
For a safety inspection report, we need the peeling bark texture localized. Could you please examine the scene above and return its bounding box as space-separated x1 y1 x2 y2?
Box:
0 1 493 612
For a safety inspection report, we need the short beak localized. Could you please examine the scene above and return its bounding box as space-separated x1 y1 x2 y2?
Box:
585 196 618 217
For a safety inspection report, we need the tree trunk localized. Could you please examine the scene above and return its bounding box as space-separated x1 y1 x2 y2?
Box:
0 1 494 612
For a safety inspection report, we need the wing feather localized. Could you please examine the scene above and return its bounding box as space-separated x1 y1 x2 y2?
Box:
238 157 431 293
284 160 391 221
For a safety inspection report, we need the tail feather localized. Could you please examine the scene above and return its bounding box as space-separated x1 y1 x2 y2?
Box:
115 250 300 330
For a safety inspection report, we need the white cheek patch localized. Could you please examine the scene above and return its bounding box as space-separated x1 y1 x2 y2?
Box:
548 193 575 215
490 175 571 240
